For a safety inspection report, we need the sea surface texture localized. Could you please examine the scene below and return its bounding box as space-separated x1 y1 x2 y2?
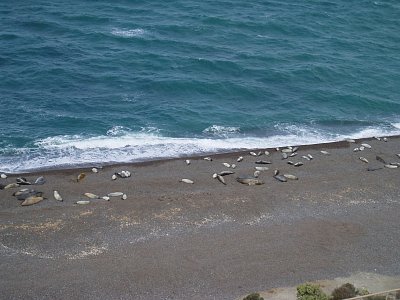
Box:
1 1 400 172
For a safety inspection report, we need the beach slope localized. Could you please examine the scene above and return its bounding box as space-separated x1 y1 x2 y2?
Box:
0 137 399 299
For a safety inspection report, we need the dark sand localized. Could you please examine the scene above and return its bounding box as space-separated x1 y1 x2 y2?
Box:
0 137 399 299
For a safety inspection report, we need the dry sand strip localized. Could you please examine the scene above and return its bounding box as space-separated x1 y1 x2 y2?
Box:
0 136 399 299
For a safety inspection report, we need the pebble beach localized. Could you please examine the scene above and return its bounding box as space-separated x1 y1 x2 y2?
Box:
1 136 399 299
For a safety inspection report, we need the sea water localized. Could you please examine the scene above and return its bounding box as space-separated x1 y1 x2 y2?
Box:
1 0 400 172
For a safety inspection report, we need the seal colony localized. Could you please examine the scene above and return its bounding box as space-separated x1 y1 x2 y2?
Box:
0 136 399 207
1 135 400 300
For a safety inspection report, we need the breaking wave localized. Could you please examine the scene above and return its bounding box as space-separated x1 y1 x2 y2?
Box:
1 123 400 173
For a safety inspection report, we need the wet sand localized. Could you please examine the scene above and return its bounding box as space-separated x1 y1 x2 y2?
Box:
0 137 399 299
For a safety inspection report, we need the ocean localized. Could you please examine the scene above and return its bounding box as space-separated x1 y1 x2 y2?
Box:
1 0 400 173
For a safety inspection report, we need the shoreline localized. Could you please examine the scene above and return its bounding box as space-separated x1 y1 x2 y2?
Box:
2 135 396 176
1 134 399 299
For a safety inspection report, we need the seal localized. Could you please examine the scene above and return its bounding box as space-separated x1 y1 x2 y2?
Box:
264 151 270 156
320 150 330 155
236 176 264 185
84 192 100 199
289 152 298 157
53 190 63 201
21 196 44 206
34 176 45 185
14 190 43 200
222 163 231 168
117 171 131 178
0 173 7 179
4 183 19 189
255 166 269 171
180 179 194 184
283 174 298 180
302 155 311 161
218 171 234 176
203 157 213 161
359 157 369 163
253 170 260 178
216 175 226 185
255 160 271 164
12 188 30 196
108 192 124 197
384 164 398 169
92 167 98 173
185 160 191 165
274 169 279 176
361 143 371 149
249 152 257 156
76 200 90 205
273 175 287 182
16 177 31 185
294 162 303 167
237 156 243 162
282 153 288 159
77 173 86 182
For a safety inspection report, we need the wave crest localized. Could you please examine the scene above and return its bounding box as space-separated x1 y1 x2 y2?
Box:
202 125 240 137
111 28 146 38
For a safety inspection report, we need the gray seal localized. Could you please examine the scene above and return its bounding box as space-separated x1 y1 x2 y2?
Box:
34 176 46 185
236 176 264 185
255 160 272 164
216 175 226 185
273 175 287 182
218 171 235 176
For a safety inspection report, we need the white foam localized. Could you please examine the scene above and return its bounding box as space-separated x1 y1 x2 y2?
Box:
391 122 400 129
1 123 400 173
106 125 131 136
111 28 146 38
346 124 400 139
202 125 240 136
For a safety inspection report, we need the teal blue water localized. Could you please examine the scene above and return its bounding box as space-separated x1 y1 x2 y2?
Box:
1 1 400 172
